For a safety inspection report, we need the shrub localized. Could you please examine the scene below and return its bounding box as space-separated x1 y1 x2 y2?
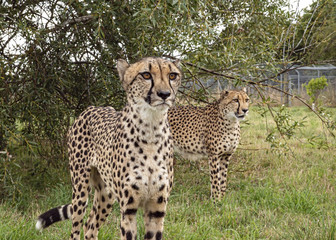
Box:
304 76 328 106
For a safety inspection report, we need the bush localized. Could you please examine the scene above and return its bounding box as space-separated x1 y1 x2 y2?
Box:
304 76 328 106
0 143 69 210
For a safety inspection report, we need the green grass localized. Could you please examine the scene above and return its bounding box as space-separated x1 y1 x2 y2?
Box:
1 106 336 239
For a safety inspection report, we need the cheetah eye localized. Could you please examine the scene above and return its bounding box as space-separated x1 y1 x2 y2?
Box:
169 73 178 81
141 72 152 80
246 99 249 102
233 99 239 102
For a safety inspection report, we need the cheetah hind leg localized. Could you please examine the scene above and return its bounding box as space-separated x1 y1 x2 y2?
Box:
70 167 91 240
84 167 115 240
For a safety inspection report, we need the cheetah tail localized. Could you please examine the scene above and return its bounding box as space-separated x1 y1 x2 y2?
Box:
35 204 72 230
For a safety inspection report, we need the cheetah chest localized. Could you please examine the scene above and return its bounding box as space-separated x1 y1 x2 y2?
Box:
214 128 240 154
127 141 170 200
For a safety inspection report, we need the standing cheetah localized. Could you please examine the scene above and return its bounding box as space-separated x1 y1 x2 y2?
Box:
168 89 249 200
35 57 182 240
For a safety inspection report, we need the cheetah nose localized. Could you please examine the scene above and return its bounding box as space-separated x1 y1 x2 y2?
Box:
157 90 171 100
242 109 248 114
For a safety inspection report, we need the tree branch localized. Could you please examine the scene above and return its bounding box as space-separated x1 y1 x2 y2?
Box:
41 15 93 33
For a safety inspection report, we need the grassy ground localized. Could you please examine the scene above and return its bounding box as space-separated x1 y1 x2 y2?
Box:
1 106 335 239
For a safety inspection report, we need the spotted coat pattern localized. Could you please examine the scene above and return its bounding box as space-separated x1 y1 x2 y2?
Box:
168 90 249 200
36 57 182 240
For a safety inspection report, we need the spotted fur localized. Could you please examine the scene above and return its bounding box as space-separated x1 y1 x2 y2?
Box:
168 90 249 200
36 57 182 240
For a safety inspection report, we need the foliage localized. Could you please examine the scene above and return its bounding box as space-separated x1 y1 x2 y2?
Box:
255 105 306 155
0 0 292 168
0 152 22 201
304 75 328 104
0 143 69 207
294 0 336 63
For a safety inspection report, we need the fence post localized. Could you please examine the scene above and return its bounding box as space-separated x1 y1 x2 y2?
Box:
284 72 290 106
280 74 283 104
289 77 292 107
296 69 300 95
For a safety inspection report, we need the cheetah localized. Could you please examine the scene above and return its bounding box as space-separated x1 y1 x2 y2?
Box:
35 57 182 240
168 89 249 200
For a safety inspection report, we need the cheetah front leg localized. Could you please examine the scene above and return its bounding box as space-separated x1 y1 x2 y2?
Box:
119 188 142 240
144 192 168 240
218 153 232 197
208 154 221 200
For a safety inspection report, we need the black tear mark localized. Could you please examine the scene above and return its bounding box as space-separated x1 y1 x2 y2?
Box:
145 78 154 104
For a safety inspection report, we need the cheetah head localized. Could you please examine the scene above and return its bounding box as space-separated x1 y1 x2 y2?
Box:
218 89 250 121
117 57 182 111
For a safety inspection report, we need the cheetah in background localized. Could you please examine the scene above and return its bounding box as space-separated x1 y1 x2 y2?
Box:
36 57 182 240
168 89 249 200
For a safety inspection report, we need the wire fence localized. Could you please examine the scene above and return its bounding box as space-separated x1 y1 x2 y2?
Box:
276 64 336 106
200 64 336 107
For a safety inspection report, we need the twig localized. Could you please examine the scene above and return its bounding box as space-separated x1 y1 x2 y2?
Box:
181 62 209 94
41 15 93 33
164 54 238 81
237 148 269 151
253 85 297 158
294 1 320 50
177 89 209 104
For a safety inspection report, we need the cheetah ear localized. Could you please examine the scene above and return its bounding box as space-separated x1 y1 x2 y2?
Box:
173 59 181 68
220 90 229 98
242 87 247 93
117 59 130 81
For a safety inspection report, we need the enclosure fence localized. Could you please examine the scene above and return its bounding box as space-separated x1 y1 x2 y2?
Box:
199 64 336 107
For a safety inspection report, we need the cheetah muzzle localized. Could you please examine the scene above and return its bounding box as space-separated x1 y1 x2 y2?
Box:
36 57 182 240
